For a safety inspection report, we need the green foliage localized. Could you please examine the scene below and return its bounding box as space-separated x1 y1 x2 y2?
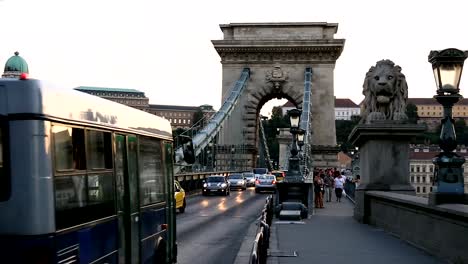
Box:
262 107 289 165
192 108 204 126
406 102 419 124
336 116 360 153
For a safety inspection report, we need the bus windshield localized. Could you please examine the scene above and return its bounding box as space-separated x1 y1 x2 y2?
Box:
253 168 268 175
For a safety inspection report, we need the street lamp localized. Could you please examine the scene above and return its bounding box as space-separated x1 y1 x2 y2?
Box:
286 109 302 182
297 128 305 151
428 48 468 204
230 145 236 171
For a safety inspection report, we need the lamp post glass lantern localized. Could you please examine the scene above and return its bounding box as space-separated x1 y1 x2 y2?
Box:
428 48 468 199
286 108 303 182
297 128 305 151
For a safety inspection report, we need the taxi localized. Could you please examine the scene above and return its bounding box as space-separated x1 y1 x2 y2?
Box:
174 180 186 213
271 170 285 182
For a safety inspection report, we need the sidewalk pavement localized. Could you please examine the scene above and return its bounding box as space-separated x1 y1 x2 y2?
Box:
266 196 448 264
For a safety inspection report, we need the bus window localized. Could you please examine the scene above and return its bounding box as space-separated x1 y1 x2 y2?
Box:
139 136 165 205
52 126 86 171
88 173 114 205
52 125 115 230
0 118 9 201
86 130 112 169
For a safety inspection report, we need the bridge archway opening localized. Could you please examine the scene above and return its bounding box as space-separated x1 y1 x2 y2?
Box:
256 93 299 169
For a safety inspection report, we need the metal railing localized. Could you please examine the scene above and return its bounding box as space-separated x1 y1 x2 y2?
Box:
250 195 273 264
300 67 313 173
174 68 250 174
259 118 273 171
344 179 356 201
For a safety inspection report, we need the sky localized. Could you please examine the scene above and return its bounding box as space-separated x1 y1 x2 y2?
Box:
1 0 468 117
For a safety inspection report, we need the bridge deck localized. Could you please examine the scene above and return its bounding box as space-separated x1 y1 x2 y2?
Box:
267 197 446 264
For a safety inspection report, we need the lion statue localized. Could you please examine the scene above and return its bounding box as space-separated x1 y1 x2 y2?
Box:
360 59 408 124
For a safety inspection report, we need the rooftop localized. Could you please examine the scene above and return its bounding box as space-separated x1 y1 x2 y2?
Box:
75 86 144 94
335 98 359 108
149 104 200 111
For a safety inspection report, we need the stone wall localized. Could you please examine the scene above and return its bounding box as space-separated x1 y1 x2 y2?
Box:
359 191 468 263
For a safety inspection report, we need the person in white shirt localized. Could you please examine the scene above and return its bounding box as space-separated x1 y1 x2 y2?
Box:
334 173 346 202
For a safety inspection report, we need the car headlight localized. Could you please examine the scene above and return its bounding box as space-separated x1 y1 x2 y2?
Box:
221 183 227 188
203 183 207 188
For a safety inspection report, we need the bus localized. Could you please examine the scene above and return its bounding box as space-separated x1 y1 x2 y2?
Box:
0 77 193 263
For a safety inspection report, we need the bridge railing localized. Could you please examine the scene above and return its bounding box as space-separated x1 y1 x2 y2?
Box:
175 171 236 193
250 195 273 264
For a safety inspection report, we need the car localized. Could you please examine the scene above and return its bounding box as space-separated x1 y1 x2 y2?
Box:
242 172 256 187
271 170 285 182
174 180 186 213
202 175 230 196
255 174 277 193
228 173 247 190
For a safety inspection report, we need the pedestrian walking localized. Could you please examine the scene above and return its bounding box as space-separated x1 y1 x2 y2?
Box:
334 172 346 202
314 174 324 208
324 172 334 202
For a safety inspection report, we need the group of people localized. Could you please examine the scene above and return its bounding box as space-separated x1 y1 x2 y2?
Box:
313 168 355 209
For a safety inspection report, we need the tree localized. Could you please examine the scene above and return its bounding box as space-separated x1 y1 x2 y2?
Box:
192 108 204 127
335 117 360 153
406 102 419 124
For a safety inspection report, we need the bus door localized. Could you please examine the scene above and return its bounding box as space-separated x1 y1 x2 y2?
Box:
115 134 140 264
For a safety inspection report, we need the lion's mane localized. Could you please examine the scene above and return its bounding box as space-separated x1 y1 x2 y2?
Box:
360 60 408 124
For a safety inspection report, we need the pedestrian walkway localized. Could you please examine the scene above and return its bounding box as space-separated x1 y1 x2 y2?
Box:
267 197 447 264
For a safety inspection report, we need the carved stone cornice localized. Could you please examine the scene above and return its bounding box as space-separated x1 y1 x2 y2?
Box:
212 40 345 63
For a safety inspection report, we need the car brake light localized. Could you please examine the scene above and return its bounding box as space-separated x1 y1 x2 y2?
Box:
272 180 276 184
161 224 168 230
255 180 259 184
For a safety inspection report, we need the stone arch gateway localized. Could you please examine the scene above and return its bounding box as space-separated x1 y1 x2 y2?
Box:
211 22 345 170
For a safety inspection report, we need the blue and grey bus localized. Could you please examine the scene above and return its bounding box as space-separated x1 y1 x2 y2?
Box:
0 77 191 263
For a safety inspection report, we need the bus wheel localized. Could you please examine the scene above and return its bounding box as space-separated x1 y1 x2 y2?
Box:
179 199 186 213
154 239 166 264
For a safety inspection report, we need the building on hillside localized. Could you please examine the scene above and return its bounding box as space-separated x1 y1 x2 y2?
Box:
199 104 217 125
337 151 352 170
148 104 216 129
148 105 198 129
409 146 468 197
281 101 296 116
408 98 468 132
335 98 360 120
75 86 149 111
282 98 360 120
2 52 29 78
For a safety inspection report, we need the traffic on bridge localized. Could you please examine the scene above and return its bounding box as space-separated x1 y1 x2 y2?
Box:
0 20 467 264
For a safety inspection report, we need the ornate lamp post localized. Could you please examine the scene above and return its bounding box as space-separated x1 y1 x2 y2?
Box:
286 109 302 182
428 48 468 205
230 145 236 171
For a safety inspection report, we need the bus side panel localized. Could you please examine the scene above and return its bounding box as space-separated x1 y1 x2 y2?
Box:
55 219 118 263
0 234 55 263
140 205 167 263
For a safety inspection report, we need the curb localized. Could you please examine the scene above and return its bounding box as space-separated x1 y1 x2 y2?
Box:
233 219 259 264
266 222 279 264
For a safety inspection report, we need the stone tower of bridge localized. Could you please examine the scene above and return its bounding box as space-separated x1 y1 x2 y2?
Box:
212 22 345 170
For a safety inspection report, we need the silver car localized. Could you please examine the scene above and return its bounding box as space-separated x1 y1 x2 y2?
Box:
242 172 256 187
228 173 247 190
255 174 277 193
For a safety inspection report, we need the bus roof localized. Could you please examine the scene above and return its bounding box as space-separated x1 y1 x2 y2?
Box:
0 79 172 139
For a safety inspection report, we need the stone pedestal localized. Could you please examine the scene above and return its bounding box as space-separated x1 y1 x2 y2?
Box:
310 145 340 169
348 123 426 222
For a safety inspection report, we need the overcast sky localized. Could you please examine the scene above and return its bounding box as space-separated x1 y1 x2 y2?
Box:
1 0 467 116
